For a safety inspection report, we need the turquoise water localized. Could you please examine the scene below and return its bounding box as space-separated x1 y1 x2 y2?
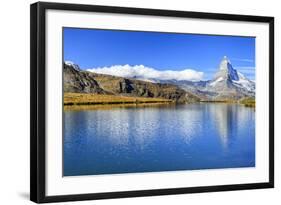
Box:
63 103 255 176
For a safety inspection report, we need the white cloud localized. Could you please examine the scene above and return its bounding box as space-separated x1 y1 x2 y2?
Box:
87 64 204 81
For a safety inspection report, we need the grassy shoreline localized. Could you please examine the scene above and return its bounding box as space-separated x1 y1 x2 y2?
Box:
64 102 177 111
200 98 255 107
64 93 255 110
238 97 255 107
64 93 173 106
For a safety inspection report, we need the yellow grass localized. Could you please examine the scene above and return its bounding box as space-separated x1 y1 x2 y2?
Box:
64 93 173 107
64 103 177 111
239 97 255 107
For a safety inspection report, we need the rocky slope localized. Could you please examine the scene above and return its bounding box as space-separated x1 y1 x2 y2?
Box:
64 62 106 94
63 62 200 103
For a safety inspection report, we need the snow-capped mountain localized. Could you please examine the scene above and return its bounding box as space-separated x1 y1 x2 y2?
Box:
79 56 255 101
155 56 255 100
203 56 255 99
209 56 255 92
213 56 240 82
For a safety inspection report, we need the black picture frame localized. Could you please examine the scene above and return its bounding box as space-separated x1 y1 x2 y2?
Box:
30 1 274 203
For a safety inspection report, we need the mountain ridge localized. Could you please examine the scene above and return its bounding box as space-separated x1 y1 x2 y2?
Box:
132 56 255 100
64 56 255 102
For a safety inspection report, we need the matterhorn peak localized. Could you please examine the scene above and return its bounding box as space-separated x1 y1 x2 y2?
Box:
219 56 232 71
204 56 255 96
213 56 239 81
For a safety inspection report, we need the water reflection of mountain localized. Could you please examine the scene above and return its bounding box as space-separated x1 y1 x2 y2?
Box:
64 104 256 176
91 108 161 149
65 105 205 149
64 104 255 152
103 105 204 147
176 105 204 144
209 104 255 149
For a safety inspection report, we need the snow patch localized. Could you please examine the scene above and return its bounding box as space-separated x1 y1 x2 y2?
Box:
209 77 223 87
233 72 255 92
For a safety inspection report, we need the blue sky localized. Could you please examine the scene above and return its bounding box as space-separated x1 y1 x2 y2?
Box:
64 27 255 80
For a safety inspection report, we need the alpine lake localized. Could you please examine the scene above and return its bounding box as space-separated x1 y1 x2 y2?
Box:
63 103 255 176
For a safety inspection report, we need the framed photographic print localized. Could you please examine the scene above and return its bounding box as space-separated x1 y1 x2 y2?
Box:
30 2 274 203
